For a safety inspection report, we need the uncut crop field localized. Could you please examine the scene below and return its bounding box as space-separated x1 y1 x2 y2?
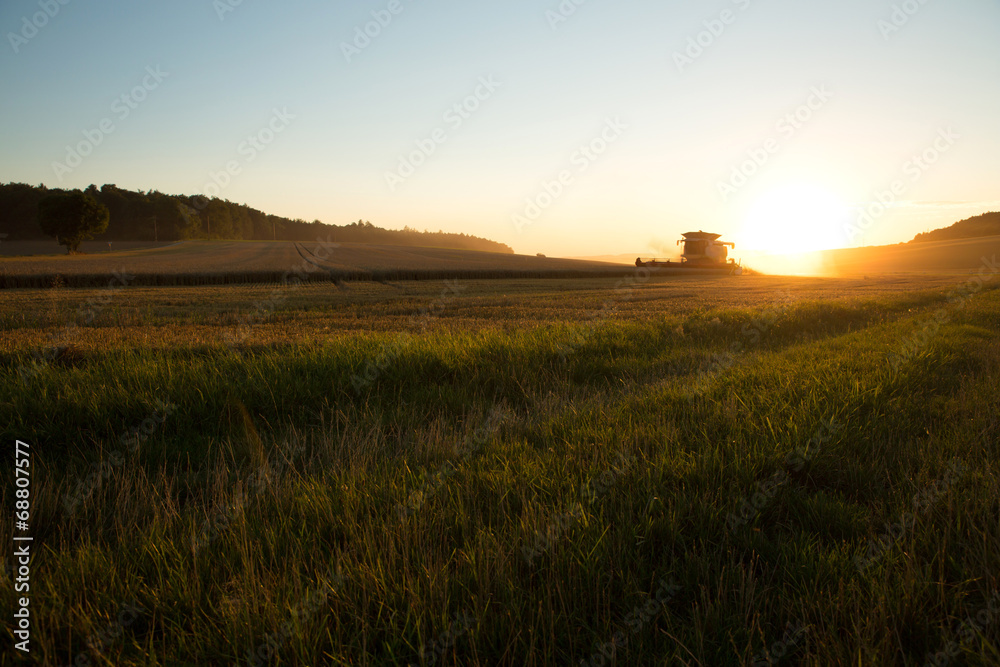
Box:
0 240 178 257
0 240 629 288
2 270 999 665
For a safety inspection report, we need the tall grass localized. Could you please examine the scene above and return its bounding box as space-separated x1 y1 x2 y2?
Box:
1 282 998 665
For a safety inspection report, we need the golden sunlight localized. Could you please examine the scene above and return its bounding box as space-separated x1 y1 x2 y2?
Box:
737 183 850 254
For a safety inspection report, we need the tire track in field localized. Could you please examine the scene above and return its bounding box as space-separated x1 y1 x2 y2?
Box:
293 242 361 289
293 242 345 278
294 242 405 288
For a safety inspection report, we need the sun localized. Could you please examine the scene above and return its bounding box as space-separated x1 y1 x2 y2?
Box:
738 183 850 255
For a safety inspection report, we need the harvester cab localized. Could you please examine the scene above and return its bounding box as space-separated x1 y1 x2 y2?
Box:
677 231 735 265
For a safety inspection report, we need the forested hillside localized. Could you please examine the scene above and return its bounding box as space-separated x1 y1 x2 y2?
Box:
0 182 513 254
911 211 1000 243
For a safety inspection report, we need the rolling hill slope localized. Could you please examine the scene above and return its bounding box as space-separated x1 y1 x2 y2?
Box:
817 235 1000 275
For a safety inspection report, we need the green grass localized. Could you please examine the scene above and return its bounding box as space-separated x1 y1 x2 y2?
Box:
1 276 998 665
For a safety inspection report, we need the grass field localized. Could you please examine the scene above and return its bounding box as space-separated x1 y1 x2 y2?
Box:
2 266 999 665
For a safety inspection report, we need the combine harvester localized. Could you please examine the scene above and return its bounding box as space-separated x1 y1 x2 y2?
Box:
636 231 743 275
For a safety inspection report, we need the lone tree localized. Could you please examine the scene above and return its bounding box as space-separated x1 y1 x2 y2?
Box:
37 190 110 253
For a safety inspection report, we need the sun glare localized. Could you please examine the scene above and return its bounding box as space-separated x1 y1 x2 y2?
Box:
738 184 850 255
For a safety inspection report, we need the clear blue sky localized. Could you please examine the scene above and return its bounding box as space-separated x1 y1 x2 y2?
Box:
2 0 998 256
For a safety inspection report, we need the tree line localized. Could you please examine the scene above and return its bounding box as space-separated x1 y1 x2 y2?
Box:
0 182 514 254
911 211 1000 243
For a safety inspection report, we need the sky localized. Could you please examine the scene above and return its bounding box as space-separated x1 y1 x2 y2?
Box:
2 0 999 257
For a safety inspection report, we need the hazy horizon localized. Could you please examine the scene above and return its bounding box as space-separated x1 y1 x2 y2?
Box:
2 0 999 257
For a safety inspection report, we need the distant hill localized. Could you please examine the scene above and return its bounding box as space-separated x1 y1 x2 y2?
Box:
911 211 1000 243
810 235 1000 275
0 182 513 254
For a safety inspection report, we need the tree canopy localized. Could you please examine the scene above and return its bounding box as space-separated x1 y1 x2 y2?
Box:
2 182 513 254
37 190 110 253
911 211 1000 243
